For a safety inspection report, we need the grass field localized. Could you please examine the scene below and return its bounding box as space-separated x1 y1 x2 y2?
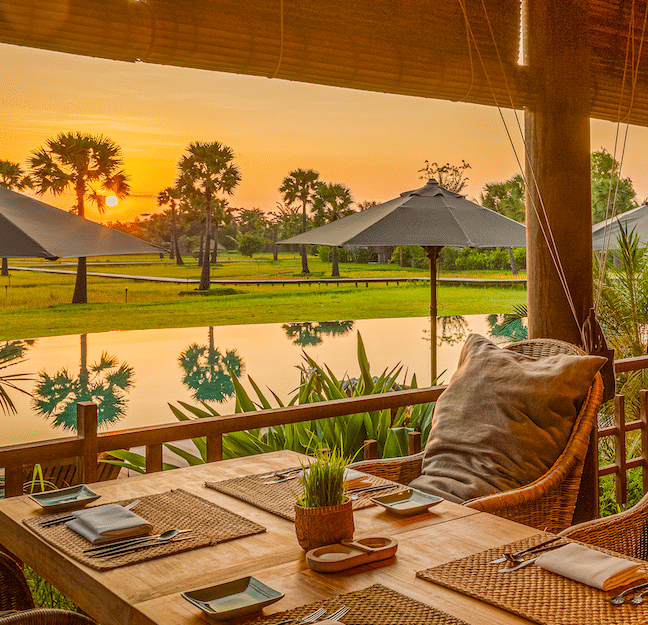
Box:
1 255 527 340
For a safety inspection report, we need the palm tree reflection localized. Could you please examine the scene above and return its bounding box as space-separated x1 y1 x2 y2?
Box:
487 313 528 341
423 316 470 346
178 327 244 402
32 334 135 431
282 321 355 347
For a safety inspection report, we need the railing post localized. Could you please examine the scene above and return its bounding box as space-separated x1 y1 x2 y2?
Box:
77 402 98 485
614 394 627 506
363 440 379 460
5 466 23 498
146 444 163 473
408 431 422 455
206 434 223 463
640 390 648 494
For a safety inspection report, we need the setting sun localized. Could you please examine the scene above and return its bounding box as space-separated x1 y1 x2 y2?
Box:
105 195 118 207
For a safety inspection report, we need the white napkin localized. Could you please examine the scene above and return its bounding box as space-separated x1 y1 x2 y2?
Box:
66 504 153 545
535 543 646 590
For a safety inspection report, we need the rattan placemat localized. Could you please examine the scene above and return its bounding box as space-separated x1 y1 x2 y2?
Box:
417 534 648 625
205 468 407 521
24 489 266 571
251 583 471 625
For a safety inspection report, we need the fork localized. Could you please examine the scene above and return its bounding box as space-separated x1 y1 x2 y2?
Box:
489 536 562 564
273 607 327 625
317 606 349 622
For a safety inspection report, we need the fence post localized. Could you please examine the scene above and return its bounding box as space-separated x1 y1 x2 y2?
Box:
614 395 627 506
641 390 648 494
206 434 223 463
146 444 163 473
408 431 422 455
77 402 98 485
363 440 379 460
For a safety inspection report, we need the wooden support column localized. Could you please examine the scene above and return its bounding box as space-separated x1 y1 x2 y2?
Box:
524 0 597 524
524 0 592 345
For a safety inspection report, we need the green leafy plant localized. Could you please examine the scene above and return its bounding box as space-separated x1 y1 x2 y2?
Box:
296 448 348 508
108 332 435 473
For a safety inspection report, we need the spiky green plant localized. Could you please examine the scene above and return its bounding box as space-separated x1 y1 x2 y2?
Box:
296 447 348 508
107 332 435 473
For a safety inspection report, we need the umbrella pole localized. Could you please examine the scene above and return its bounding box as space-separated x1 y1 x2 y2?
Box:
424 247 441 384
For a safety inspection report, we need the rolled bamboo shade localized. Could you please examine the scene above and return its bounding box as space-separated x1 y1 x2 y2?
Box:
2 0 648 127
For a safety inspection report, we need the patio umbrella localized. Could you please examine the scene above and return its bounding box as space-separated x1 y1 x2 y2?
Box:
592 203 648 250
0 186 163 259
279 178 526 381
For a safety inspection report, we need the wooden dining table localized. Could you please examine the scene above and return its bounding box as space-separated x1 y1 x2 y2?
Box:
0 450 542 625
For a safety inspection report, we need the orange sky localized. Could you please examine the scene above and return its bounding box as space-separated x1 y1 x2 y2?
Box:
3 42 648 223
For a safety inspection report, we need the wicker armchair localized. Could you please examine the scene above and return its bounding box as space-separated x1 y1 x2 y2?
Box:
349 338 605 534
0 553 94 625
559 492 648 560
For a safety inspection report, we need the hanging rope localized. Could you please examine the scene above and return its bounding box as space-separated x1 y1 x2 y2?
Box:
459 0 581 333
271 0 284 79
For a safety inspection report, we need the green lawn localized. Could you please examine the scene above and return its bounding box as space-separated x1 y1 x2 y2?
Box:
1 256 526 340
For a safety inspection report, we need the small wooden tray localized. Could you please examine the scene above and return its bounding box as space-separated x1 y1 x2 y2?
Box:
306 537 398 573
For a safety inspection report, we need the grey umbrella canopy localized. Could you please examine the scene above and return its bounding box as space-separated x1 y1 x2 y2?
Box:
592 203 648 251
0 186 163 259
279 179 526 381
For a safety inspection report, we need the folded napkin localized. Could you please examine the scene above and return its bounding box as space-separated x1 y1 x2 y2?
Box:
535 543 646 590
66 504 153 545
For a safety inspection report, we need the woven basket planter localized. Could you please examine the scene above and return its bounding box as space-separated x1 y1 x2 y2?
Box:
294 499 354 551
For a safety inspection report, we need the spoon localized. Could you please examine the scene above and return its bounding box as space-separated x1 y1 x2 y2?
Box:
610 582 648 605
630 589 648 604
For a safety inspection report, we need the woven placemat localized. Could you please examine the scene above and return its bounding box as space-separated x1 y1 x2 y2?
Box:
417 534 648 625
251 583 470 625
205 468 408 521
24 489 266 571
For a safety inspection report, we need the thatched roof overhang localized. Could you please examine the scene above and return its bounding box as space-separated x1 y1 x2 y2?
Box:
2 0 648 127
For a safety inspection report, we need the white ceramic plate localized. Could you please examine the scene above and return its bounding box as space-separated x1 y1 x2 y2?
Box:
29 484 101 513
182 576 284 620
370 489 443 515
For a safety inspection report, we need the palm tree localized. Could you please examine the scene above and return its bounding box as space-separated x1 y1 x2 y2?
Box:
176 142 241 290
28 132 130 303
0 160 32 277
279 169 320 274
313 182 355 277
157 186 184 265
0 339 35 415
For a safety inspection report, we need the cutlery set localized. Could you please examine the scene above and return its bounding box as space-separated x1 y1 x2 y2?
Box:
494 538 565 573
83 529 194 558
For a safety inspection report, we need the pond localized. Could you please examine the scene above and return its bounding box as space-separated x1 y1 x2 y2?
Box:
1 314 527 447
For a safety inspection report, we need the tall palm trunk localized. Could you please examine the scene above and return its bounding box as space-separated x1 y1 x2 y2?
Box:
199 193 212 290
211 222 219 264
1 258 8 277
300 202 309 273
331 247 340 277
171 206 184 265
72 183 88 304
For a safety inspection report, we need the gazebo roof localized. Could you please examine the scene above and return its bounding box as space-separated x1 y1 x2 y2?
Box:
1 0 647 126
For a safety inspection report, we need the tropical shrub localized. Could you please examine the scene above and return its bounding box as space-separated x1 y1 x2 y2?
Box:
108 333 435 472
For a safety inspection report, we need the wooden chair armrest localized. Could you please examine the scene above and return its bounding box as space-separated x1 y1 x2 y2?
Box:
558 492 648 559
348 452 424 485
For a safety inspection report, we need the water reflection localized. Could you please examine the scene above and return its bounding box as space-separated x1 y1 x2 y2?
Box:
487 314 528 341
422 315 471 346
32 334 135 431
282 321 355 347
0 339 36 415
178 327 244 402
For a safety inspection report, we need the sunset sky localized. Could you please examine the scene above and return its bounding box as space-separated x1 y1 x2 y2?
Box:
3 41 648 223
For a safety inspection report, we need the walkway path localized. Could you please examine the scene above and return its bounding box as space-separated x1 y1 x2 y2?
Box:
7 265 526 287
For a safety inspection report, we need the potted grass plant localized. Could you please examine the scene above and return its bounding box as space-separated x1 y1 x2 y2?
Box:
294 448 355 551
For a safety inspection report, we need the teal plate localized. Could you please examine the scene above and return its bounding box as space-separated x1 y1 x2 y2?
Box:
29 484 101 513
182 576 284 620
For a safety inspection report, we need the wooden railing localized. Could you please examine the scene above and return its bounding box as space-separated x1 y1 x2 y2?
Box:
3 353 648 511
0 386 446 498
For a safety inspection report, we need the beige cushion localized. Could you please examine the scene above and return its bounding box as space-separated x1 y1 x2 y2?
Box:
409 334 606 504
